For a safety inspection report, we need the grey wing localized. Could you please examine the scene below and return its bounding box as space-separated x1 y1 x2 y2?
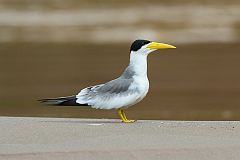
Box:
97 77 133 94
76 77 134 105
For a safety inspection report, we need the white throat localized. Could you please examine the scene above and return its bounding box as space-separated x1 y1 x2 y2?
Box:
129 51 148 76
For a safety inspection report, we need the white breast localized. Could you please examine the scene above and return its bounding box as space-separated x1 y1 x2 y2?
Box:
130 75 149 93
128 75 149 105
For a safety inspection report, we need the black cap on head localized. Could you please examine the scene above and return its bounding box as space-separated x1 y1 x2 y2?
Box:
130 39 151 52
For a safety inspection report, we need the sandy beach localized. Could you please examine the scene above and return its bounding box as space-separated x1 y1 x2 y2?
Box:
0 117 239 160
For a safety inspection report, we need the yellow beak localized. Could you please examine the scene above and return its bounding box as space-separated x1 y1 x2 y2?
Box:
147 42 176 49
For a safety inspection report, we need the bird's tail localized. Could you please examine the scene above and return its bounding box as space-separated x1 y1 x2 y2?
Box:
39 95 87 106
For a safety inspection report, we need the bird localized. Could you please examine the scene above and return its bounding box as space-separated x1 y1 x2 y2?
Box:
40 39 176 123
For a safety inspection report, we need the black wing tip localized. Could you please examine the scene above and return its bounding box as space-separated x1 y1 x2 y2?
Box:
38 99 48 102
37 98 56 104
38 96 89 106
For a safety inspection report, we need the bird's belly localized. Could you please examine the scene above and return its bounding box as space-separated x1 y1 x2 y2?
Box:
89 92 144 109
90 78 149 110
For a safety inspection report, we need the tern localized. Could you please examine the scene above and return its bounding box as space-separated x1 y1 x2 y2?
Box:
40 39 176 123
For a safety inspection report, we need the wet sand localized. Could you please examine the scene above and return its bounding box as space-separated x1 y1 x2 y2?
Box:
0 117 239 160
0 43 240 120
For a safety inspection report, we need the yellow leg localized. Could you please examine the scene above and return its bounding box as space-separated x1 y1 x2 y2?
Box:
117 109 136 123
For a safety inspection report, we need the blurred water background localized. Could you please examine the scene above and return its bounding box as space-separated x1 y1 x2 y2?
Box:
0 0 240 120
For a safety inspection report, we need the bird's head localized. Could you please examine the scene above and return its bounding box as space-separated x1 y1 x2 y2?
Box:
130 39 176 55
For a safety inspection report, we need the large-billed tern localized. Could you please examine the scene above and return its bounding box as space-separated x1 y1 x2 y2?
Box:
40 40 176 123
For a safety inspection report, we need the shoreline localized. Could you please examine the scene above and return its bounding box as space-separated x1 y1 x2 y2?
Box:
0 117 239 160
